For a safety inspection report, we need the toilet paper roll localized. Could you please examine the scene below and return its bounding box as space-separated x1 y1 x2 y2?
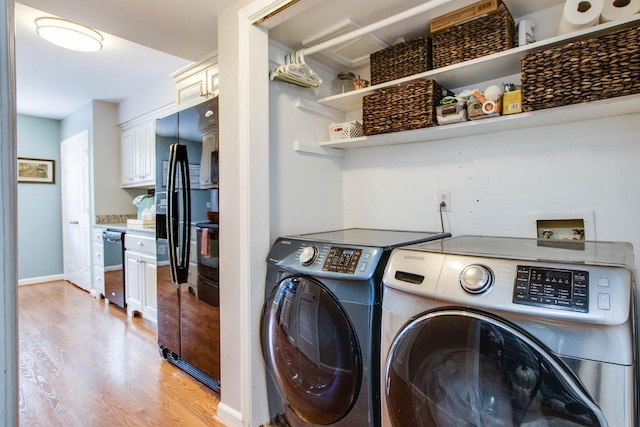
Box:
558 0 604 35
600 0 640 22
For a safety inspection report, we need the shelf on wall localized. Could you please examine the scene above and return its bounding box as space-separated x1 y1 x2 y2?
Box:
316 14 640 112
316 94 640 150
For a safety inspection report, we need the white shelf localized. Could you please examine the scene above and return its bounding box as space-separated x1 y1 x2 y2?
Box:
318 94 640 150
317 15 640 112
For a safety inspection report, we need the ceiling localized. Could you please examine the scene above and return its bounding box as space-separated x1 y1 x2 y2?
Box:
15 0 238 120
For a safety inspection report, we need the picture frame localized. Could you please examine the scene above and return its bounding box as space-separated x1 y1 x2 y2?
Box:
17 157 55 184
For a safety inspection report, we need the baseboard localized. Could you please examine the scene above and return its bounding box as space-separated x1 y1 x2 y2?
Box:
215 402 243 427
18 274 65 286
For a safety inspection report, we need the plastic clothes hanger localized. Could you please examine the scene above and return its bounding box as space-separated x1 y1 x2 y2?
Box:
270 49 322 89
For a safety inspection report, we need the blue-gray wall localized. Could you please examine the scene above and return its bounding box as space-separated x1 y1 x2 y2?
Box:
17 114 63 280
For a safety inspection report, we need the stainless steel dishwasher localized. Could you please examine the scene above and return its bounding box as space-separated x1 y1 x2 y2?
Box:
102 229 126 309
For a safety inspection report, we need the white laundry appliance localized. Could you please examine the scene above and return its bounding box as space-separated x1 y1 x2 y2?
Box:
381 235 638 427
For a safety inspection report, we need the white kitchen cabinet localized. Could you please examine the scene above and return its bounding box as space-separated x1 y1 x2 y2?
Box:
124 232 157 322
121 120 155 188
172 53 219 111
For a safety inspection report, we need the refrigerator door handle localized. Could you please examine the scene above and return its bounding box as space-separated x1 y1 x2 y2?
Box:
166 143 191 284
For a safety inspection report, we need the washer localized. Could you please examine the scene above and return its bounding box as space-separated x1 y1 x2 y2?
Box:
260 228 451 427
381 235 638 427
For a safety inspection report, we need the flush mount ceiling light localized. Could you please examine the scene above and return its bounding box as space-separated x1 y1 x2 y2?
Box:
35 17 103 52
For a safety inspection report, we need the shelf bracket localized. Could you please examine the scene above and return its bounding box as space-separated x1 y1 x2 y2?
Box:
295 97 344 122
293 140 344 158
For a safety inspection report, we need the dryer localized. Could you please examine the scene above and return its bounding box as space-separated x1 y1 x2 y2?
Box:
260 228 450 427
381 235 638 427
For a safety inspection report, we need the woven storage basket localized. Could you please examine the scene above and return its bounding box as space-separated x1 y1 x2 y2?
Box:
432 3 515 69
522 25 640 111
329 121 364 140
370 36 433 85
363 80 451 136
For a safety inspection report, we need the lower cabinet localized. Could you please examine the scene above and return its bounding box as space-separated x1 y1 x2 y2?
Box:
92 226 106 299
125 233 157 322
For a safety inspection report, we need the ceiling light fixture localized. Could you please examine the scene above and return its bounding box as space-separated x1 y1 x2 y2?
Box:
35 17 103 52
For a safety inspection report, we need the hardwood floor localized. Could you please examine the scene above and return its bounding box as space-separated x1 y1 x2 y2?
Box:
18 281 224 426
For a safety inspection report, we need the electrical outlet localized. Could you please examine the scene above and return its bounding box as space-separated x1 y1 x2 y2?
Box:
437 190 451 212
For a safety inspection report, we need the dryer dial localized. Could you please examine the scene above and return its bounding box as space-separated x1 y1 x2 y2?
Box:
460 264 493 294
299 246 319 266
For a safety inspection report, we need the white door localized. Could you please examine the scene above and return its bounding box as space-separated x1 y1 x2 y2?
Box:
60 131 92 291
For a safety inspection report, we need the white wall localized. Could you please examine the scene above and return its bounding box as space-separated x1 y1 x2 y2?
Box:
342 113 640 273
117 77 176 125
62 100 143 219
91 101 144 216
268 43 344 239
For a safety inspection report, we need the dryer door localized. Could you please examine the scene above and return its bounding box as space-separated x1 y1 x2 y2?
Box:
261 275 362 425
385 308 607 427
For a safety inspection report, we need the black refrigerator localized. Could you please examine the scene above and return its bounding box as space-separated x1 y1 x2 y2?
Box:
155 97 221 392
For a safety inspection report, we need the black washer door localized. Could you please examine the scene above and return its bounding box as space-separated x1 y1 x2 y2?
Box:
261 275 362 425
385 309 607 427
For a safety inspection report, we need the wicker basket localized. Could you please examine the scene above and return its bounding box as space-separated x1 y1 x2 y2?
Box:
432 3 515 69
522 25 640 111
370 36 433 86
363 80 451 136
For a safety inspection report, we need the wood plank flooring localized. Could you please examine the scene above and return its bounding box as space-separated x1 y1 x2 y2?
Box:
18 281 224 427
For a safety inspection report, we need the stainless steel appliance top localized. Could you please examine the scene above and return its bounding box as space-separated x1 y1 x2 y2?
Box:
404 235 635 271
291 228 451 250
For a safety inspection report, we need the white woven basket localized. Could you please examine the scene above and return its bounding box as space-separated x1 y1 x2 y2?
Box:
329 120 364 140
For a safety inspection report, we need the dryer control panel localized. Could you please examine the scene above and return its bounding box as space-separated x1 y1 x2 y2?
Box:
323 247 363 274
513 265 589 312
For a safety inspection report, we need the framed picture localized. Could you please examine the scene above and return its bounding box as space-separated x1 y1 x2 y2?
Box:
17 157 55 184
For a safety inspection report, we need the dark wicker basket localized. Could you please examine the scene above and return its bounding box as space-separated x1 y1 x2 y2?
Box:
363 80 451 136
370 36 433 86
432 3 515 69
522 25 640 111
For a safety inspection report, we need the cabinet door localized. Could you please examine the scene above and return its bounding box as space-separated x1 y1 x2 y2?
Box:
125 252 143 316
121 121 155 188
138 122 155 185
121 129 135 186
142 253 157 321
205 65 219 98
176 72 208 109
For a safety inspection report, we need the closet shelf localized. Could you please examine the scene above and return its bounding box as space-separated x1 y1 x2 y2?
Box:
317 14 640 112
318 94 640 150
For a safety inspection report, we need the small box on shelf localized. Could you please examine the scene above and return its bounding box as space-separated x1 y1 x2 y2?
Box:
329 121 364 140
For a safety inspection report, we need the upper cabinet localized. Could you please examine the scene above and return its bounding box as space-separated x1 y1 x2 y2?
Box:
172 53 219 111
121 120 155 188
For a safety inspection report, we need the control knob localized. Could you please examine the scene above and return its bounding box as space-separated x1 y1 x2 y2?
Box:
299 246 318 266
460 264 493 294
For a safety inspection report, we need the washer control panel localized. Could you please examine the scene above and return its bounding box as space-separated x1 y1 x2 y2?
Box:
513 265 589 312
322 247 363 274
